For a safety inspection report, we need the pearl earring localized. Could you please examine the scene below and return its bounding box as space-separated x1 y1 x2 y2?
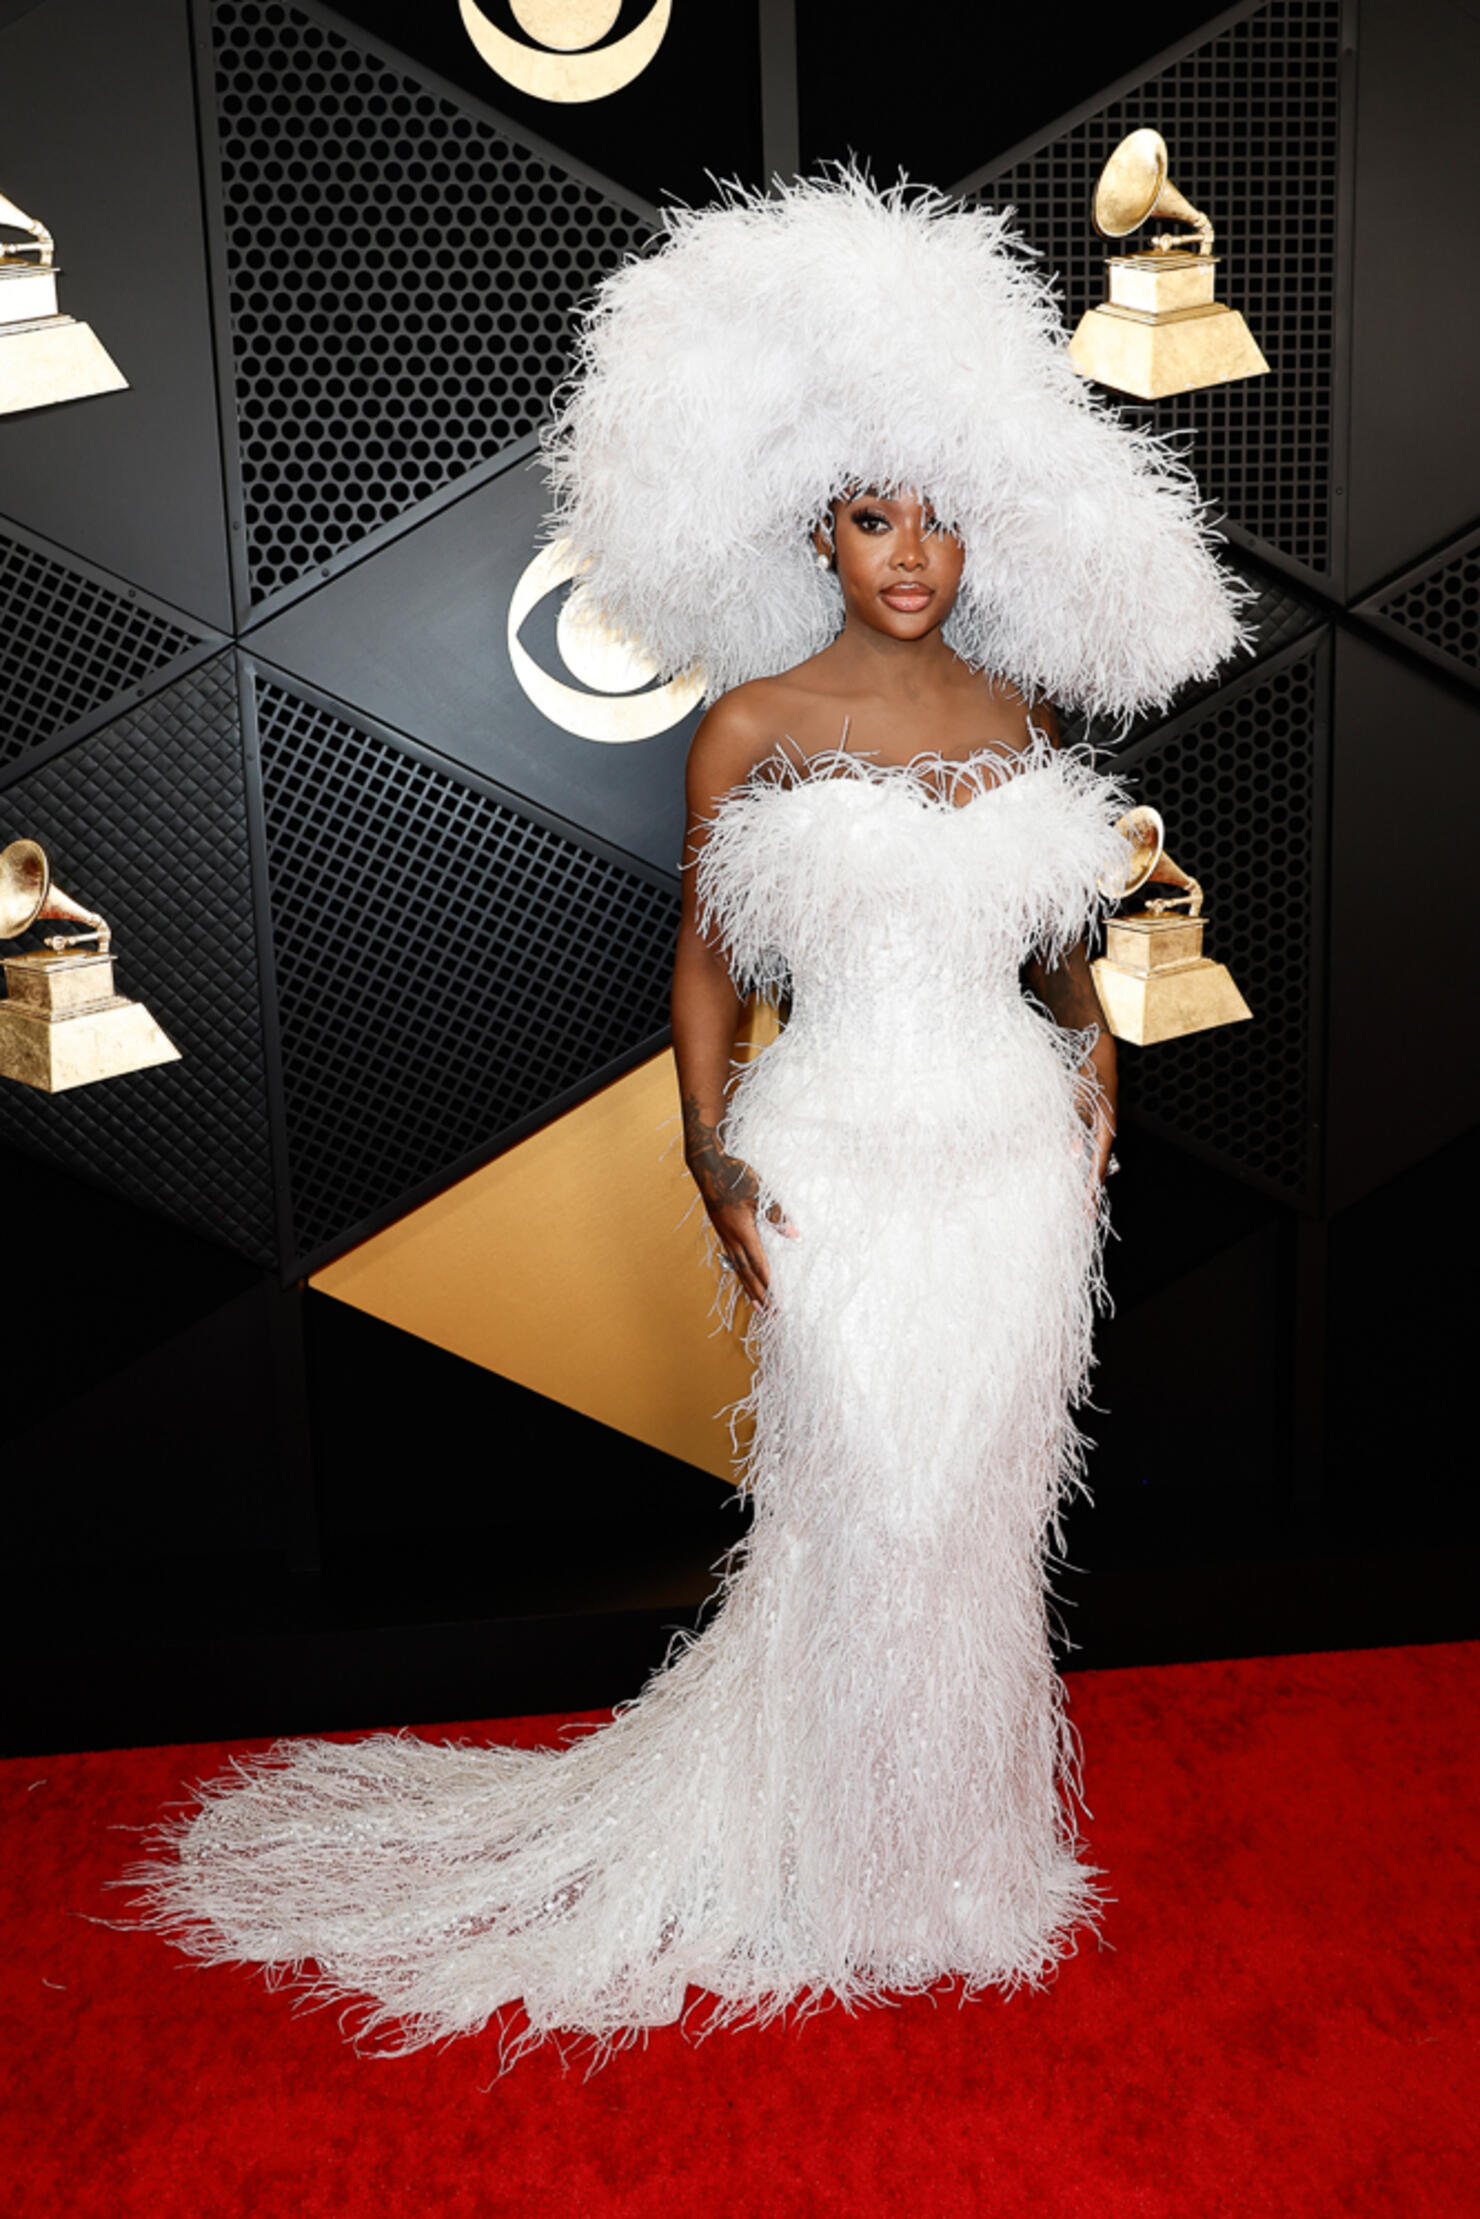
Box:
814 546 834 573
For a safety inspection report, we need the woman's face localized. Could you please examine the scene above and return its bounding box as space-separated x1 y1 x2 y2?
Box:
816 490 965 644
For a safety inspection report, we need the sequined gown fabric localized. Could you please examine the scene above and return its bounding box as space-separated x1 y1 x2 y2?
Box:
132 735 1132 2063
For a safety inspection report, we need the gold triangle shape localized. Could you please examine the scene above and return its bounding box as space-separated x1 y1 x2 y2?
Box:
312 1040 763 1481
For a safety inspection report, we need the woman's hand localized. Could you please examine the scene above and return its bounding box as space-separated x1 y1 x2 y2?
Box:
1073 1087 1118 1201
1023 936 1119 1212
1069 1017 1119 1216
682 1093 797 1311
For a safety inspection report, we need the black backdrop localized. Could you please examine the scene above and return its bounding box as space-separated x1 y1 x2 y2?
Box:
1 0 1475 1754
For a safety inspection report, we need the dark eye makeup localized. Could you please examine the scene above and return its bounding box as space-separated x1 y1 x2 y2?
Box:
842 501 948 536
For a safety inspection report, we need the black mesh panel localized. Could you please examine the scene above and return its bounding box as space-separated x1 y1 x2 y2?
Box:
0 524 209 777
210 0 650 605
1358 527 1480 686
1115 640 1326 1200
253 677 679 1265
0 654 278 1264
967 0 1342 581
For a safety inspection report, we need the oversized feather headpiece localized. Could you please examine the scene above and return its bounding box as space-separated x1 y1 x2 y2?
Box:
541 169 1247 723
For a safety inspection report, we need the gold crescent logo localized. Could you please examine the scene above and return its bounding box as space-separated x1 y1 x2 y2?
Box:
509 1 621 47
458 0 671 103
508 540 703 742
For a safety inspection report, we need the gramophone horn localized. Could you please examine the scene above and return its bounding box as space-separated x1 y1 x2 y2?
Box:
0 188 55 266
1092 128 1215 254
1103 805 1166 899
0 838 111 950
1100 807 1204 917
0 838 48 937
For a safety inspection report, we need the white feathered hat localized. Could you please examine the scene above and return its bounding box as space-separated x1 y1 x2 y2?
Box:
541 169 1247 723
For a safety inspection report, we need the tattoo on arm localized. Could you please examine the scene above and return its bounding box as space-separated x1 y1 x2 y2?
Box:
681 1092 758 1206
1025 941 1104 1030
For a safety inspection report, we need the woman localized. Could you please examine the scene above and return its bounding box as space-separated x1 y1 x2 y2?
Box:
132 175 1242 2064
675 481 1117 1318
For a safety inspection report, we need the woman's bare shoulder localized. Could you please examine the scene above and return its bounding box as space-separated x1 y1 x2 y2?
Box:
961 667 1062 751
685 675 814 808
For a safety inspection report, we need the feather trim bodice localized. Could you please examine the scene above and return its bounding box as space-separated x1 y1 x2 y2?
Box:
697 735 1134 1014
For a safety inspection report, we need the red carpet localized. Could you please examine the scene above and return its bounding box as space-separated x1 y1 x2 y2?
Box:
2 1641 1475 2217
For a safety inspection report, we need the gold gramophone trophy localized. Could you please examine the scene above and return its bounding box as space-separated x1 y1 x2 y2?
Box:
0 840 179 1091
0 186 127 417
1068 129 1268 400
1092 807 1252 1045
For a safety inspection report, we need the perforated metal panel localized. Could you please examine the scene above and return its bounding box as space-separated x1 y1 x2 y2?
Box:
252 675 680 1266
1115 638 1327 1201
1356 525 1480 687
209 0 650 606
0 523 212 778
0 654 278 1264
967 0 1343 582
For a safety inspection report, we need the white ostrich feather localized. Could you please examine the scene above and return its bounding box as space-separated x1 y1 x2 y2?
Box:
542 168 1249 722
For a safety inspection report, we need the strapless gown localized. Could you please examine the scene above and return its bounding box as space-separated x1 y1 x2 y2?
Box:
130 733 1133 2065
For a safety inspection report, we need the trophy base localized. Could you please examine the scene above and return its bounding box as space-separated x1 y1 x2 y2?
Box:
1068 301 1269 400
1092 952 1253 1045
0 313 128 416
0 995 181 1091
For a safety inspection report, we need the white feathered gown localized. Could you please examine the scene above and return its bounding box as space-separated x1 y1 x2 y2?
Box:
132 736 1131 2061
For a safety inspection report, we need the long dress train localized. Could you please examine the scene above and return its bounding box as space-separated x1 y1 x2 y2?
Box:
128 732 1131 2063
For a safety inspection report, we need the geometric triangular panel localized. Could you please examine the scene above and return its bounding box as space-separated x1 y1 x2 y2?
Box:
0 0 234 629
801 5 1223 206
964 0 1345 590
251 669 680 1271
0 653 278 1264
248 458 696 876
322 0 765 213
207 0 651 614
1340 0 1480 597
0 518 221 783
1353 524 1480 691
311 1046 752 1482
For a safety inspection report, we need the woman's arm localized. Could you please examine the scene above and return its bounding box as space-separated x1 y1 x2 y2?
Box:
671 696 789 1310
1023 941 1118 1189
1023 696 1117 1190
